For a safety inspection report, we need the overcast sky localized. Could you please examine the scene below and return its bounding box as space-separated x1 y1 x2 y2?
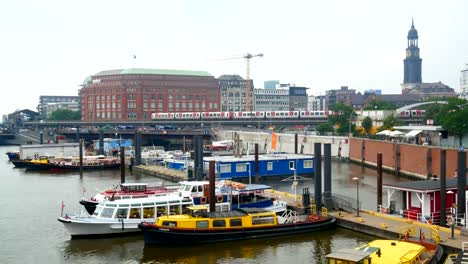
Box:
1 0 467 116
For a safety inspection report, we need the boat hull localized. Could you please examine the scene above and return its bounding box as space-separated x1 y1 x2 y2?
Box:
139 217 336 245
58 216 153 238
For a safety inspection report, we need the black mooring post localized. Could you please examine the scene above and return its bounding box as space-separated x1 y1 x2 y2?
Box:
98 130 104 155
314 142 322 213
120 146 125 183
79 139 83 177
209 160 216 213
197 136 204 180
254 143 259 183
75 127 80 142
440 149 447 226
457 151 466 218
39 132 43 145
377 153 383 211
193 136 200 180
134 132 141 166
323 143 332 210
295 133 298 154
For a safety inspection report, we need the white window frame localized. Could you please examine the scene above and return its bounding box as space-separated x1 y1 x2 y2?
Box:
236 163 247 172
303 160 313 169
267 162 273 171
220 164 231 173
289 161 295 170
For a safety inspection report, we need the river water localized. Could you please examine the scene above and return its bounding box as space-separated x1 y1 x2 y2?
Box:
0 146 408 264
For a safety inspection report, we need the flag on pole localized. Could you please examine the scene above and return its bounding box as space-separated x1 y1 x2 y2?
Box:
271 132 277 150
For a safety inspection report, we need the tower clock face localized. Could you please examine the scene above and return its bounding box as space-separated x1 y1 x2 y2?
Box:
406 50 411 57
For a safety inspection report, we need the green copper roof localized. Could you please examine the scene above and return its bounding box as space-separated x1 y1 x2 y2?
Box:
94 68 212 77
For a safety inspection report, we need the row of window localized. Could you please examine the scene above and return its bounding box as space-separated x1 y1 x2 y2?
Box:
88 94 217 102
219 161 313 174
93 204 191 219
161 215 275 228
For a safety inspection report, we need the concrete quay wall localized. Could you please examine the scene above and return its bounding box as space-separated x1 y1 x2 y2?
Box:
349 138 467 179
215 130 349 158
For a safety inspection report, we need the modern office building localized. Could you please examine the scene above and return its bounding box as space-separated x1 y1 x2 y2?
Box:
46 101 80 117
37 96 79 118
254 88 289 111
218 75 254 111
460 64 468 99
264 80 280 89
80 68 220 121
289 86 308 111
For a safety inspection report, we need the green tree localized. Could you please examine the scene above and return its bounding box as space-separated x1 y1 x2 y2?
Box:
438 98 468 146
316 123 334 134
328 103 355 134
364 100 397 110
48 109 81 120
380 114 402 130
361 116 373 136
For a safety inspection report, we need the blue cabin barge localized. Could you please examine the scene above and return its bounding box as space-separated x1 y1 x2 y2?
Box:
203 153 314 179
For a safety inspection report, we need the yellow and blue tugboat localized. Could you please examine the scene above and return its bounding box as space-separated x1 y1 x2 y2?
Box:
138 205 336 245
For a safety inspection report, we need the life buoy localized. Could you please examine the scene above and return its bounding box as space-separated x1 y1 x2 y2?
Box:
200 196 207 204
447 216 455 226
216 195 224 203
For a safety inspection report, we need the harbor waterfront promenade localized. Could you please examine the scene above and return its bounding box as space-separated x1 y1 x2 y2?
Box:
4 144 465 263
329 210 466 254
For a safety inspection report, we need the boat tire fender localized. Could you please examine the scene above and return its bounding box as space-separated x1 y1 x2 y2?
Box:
216 195 224 203
200 196 207 204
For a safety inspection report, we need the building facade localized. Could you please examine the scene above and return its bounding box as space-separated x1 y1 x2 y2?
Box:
46 102 80 117
80 69 220 121
264 80 279 89
289 86 308 111
38 96 79 118
401 20 456 98
218 75 254 111
254 88 289 111
325 86 356 109
460 64 468 99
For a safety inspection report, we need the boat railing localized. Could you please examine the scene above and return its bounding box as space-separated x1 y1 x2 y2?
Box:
378 205 391 214
398 225 416 241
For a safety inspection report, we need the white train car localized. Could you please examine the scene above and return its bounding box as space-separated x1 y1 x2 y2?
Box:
151 112 174 119
233 111 265 119
201 112 233 119
299 111 327 118
174 112 200 119
265 111 299 119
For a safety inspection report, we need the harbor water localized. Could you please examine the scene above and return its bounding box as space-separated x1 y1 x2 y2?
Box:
0 146 408 264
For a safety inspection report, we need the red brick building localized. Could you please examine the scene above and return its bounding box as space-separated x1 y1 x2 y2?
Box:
80 69 220 121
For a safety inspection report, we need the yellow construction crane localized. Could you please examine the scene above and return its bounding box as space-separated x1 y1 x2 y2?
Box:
221 53 263 111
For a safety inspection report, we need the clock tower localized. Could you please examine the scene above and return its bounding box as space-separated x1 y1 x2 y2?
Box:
403 18 422 84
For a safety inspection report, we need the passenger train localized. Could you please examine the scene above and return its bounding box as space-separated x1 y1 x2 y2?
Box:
151 111 330 120
397 109 426 118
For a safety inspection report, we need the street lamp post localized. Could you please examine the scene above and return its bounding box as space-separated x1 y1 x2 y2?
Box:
348 111 355 137
245 162 251 184
352 176 360 216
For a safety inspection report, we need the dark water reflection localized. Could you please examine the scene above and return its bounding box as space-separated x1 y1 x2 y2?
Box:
60 228 374 264
0 146 408 264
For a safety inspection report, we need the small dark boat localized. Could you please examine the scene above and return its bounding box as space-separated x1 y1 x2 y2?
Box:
138 206 336 245
6 151 20 161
